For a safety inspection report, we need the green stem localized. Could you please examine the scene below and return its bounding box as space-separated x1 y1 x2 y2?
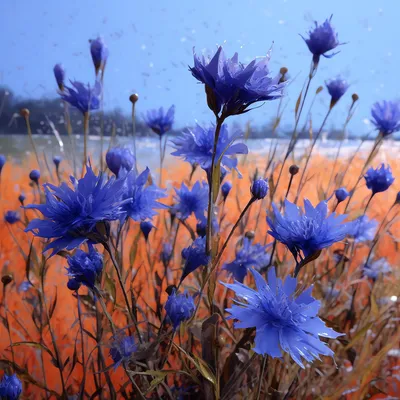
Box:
256 356 268 400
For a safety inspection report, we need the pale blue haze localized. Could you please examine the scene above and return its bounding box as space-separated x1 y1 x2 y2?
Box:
0 1 398 134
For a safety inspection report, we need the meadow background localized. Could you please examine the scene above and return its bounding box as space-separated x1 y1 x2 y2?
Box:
0 1 400 400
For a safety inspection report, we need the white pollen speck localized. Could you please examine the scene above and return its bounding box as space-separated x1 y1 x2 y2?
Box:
149 62 154 68
363 119 371 125
141 44 146 50
278 20 285 25
180 37 187 43
391 295 398 302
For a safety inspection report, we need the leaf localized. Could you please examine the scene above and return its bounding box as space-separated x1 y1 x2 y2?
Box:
370 294 379 319
104 273 116 305
12 341 55 360
295 90 302 119
49 287 58 320
343 323 373 351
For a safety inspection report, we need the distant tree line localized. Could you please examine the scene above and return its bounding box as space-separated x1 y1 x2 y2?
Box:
0 86 362 140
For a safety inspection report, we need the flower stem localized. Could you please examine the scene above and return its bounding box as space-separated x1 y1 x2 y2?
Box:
294 107 332 203
256 356 268 400
206 117 224 255
103 242 143 343
77 293 86 397
83 111 89 174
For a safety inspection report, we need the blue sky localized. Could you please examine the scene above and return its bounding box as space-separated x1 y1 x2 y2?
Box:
0 0 398 134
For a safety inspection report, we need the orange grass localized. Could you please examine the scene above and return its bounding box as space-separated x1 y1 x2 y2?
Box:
0 150 399 398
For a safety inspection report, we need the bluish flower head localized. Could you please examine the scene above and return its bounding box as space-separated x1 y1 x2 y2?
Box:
53 156 62 168
90 37 109 73
25 165 127 255
364 164 394 194
5 211 20 225
140 220 153 240
251 178 269 200
221 181 232 200
267 199 355 262
174 181 208 221
196 216 219 237
223 238 270 283
106 147 135 177
301 16 342 64
165 289 195 329
0 154 6 172
222 268 342 367
190 46 286 117
29 169 40 183
120 167 167 222
351 215 378 243
53 63 65 91
60 80 102 115
66 246 103 290
160 242 173 267
371 100 400 137
363 258 391 280
143 105 175 136
181 236 210 282
0 374 23 400
109 334 137 369
326 78 349 103
171 124 248 175
18 193 26 204
335 187 349 203
18 281 33 293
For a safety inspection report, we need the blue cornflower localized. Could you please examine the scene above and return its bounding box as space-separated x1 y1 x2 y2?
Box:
160 243 173 267
25 165 127 255
60 80 102 115
66 246 103 291
363 258 391 280
301 16 342 65
0 373 22 400
143 105 175 136
221 181 232 200
223 238 270 283
251 178 269 200
106 147 135 177
0 154 5 174
326 78 349 106
190 47 285 117
171 124 248 175
174 181 208 221
29 169 40 184
165 289 195 329
364 164 394 194
120 167 167 222
371 100 400 137
335 187 349 203
18 281 33 293
181 236 210 282
109 334 137 369
351 215 378 243
5 211 20 225
90 37 109 74
53 64 66 91
223 268 342 367
140 221 153 241
267 199 355 265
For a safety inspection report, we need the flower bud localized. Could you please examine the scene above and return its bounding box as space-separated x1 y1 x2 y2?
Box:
289 165 299 175
29 169 40 184
1 274 13 286
335 187 349 203
245 231 255 240
20 108 30 118
129 93 139 103
251 178 269 200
